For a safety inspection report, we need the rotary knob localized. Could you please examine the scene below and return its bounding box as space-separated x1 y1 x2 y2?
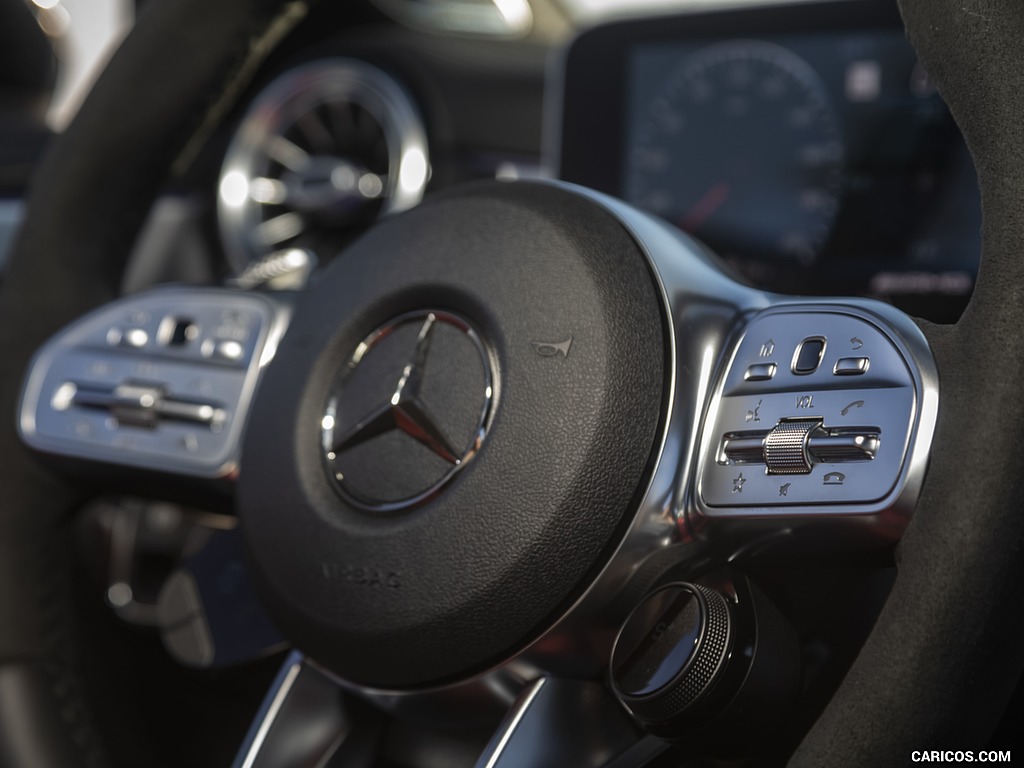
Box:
764 418 820 474
610 576 801 750
610 582 733 727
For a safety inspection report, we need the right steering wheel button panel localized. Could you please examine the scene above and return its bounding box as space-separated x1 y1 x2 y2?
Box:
698 307 920 510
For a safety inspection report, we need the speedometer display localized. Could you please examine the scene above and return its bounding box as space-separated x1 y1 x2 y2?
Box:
626 42 843 266
555 3 986 324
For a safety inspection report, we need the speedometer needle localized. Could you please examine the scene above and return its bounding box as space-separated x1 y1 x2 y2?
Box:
680 181 731 232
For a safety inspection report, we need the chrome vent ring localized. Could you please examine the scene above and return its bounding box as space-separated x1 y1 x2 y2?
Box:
218 58 429 274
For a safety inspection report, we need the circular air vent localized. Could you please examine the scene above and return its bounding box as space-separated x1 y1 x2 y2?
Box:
218 58 429 274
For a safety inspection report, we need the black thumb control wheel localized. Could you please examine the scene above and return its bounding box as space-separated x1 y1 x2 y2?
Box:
611 582 732 725
611 577 800 752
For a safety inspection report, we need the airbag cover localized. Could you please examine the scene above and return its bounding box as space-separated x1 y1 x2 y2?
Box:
240 181 666 688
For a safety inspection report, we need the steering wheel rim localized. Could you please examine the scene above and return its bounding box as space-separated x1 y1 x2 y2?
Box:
792 1 1024 760
1 0 1020 765
0 1 312 764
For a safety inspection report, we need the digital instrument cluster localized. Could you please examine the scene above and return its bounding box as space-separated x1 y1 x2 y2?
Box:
557 1 980 322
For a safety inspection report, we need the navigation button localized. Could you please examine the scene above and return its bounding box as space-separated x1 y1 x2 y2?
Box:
122 328 149 349
834 356 869 376
792 337 826 374
215 340 245 362
744 363 777 382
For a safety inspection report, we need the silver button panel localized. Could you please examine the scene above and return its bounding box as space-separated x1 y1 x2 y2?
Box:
697 306 924 512
19 288 289 477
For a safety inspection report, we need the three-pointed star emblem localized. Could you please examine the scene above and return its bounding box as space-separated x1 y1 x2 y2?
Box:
331 314 463 465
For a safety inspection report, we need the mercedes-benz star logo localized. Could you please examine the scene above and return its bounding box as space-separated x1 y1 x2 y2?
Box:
321 311 494 511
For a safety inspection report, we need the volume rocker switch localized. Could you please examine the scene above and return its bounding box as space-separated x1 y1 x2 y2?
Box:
764 419 819 475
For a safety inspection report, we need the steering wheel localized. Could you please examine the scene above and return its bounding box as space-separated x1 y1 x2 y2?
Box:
1 0 1021 765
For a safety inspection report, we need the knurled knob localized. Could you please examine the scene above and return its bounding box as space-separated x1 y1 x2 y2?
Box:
610 583 732 725
764 418 820 475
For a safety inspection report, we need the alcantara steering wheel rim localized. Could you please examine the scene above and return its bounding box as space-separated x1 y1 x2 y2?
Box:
0 0 1022 766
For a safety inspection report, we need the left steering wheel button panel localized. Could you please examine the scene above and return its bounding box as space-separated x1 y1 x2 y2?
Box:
18 287 290 478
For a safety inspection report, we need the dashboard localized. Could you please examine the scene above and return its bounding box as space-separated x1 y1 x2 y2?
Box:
0 0 983 330
556 0 979 323
116 6 551 294
65 0 980 328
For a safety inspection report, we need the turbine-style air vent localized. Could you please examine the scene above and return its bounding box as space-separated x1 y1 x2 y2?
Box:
218 58 429 274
